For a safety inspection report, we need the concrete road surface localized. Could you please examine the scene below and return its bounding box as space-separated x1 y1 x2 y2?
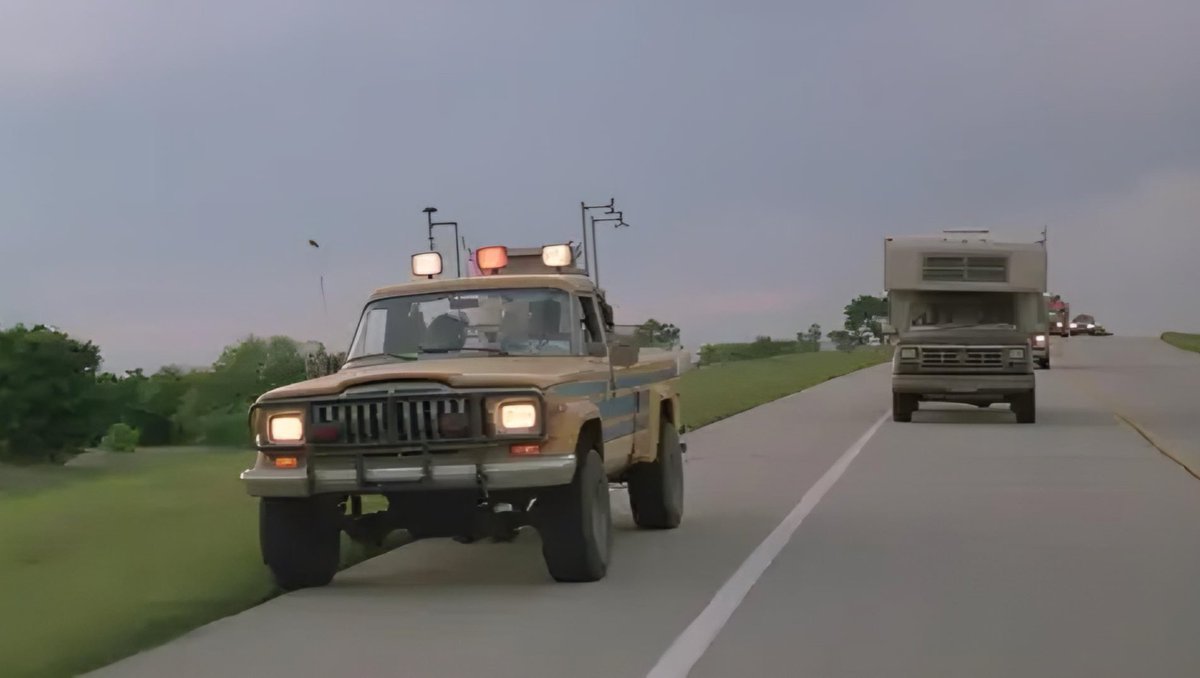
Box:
92 337 1200 678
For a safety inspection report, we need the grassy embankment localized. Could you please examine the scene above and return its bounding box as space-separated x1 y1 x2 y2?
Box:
1161 332 1200 353
0 348 890 678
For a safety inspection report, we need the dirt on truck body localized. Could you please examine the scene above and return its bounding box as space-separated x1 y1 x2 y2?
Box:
241 244 686 589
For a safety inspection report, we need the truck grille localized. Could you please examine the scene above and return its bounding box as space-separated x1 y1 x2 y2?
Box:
919 347 1004 369
311 396 479 446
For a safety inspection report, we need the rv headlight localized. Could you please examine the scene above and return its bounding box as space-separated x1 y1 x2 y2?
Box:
268 414 304 443
1035 335 1046 345
497 401 538 432
1008 348 1026 360
899 347 918 360
1056 321 1063 328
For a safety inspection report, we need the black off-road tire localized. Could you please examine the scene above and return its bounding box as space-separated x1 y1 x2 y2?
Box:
536 444 612 583
1012 389 1037 424
893 392 917 422
260 497 343 591
628 423 684 529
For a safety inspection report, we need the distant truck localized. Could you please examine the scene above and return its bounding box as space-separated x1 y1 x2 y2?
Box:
241 243 687 589
884 230 1046 423
1047 294 1070 337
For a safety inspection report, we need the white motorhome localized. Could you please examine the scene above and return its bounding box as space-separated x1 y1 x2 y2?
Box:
884 231 1046 423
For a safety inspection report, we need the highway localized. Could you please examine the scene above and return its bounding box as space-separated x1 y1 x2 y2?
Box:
92 337 1200 678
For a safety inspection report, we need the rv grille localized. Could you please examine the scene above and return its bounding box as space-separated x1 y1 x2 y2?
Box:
922 256 1008 282
311 397 477 446
919 347 1005 369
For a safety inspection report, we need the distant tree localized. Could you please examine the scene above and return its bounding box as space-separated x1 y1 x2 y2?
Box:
0 325 104 462
842 294 888 345
796 323 822 352
635 319 681 348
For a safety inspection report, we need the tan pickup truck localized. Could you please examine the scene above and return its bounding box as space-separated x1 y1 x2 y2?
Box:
242 244 686 589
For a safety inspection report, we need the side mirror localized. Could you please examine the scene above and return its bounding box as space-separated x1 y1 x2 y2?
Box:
586 341 608 358
608 341 639 367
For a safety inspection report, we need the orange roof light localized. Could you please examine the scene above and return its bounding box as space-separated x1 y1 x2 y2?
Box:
476 246 508 274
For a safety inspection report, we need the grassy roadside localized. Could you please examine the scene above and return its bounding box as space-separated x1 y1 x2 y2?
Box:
0 349 890 677
1161 332 1200 354
679 347 892 429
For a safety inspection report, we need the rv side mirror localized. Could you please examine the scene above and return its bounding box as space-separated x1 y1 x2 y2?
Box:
586 341 608 358
608 341 639 367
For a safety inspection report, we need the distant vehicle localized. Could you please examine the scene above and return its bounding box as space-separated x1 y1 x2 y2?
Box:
241 243 687 589
884 230 1043 423
1070 314 1098 336
1047 294 1070 337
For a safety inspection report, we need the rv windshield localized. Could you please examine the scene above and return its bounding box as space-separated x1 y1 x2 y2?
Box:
908 292 1016 330
346 288 575 360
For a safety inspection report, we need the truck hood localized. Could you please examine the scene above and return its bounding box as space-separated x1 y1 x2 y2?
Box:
257 356 614 402
898 326 1031 346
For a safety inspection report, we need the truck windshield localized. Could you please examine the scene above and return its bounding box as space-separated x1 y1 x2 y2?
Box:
908 292 1016 329
347 288 575 360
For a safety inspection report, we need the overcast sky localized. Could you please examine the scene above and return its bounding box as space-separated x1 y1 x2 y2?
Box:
2 0 1199 371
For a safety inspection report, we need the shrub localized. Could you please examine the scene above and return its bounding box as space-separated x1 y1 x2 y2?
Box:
99 423 140 452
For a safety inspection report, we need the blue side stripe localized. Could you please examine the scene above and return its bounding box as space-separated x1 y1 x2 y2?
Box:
547 380 608 397
603 418 636 442
598 394 637 419
615 366 678 390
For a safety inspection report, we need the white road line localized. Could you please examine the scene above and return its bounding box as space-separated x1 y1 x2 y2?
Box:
645 411 891 678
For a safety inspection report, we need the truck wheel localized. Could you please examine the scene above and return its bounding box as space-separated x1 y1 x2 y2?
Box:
536 446 611 583
892 392 916 422
1012 390 1036 424
627 423 684 529
260 497 342 591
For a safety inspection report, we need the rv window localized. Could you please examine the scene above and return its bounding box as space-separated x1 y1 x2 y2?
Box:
922 256 1008 282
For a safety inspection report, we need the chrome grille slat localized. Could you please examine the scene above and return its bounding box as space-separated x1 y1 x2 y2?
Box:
309 395 491 446
919 346 1005 370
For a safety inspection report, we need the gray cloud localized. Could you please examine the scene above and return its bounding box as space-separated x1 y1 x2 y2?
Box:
2 1 1199 371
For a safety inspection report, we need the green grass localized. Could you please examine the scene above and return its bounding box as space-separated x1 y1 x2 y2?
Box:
1162 332 1200 354
0 349 889 677
680 347 892 430
0 449 393 678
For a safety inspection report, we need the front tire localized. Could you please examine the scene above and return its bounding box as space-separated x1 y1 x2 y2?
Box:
1012 389 1037 424
628 422 684 529
536 445 612 582
260 497 343 591
893 392 917 422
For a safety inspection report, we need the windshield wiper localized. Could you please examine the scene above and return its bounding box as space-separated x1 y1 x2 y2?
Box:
345 351 418 363
418 346 510 355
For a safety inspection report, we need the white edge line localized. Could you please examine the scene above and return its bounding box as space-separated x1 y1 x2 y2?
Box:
645 410 891 678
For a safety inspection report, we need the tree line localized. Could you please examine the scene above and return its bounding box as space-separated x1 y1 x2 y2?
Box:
0 324 340 463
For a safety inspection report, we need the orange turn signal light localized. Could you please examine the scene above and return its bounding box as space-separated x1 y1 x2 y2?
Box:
510 444 540 456
272 455 300 469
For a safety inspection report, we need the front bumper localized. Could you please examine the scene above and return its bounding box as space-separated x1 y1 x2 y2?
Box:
892 373 1034 396
241 451 578 498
